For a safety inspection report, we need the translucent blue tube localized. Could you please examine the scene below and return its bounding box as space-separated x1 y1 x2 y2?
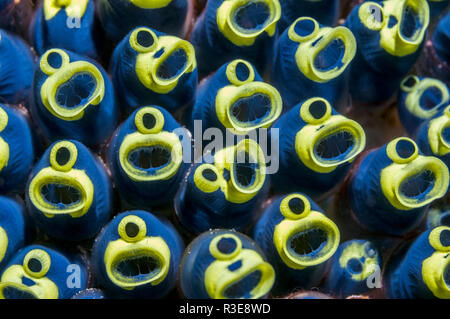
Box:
270 97 366 197
175 138 269 234
397 75 449 136
107 106 190 207
188 59 282 145
433 11 449 61
179 229 275 299
30 0 99 59
0 196 30 273
348 137 449 236
191 0 281 77
385 226 450 298
110 27 197 114
26 140 113 241
30 48 119 147
431 11 450 83
415 105 450 168
277 0 340 34
271 17 356 111
91 210 184 298
0 244 89 299
0 105 35 194
323 239 382 297
253 193 340 294
0 29 34 106
345 0 430 104
96 0 189 42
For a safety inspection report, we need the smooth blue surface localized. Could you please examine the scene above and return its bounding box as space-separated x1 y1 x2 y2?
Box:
323 239 382 297
31 49 119 147
385 229 442 298
96 0 188 42
397 77 449 136
345 2 426 104
270 100 355 197
253 193 329 294
107 106 190 207
110 28 197 114
179 229 268 299
415 107 450 168
187 60 270 146
30 0 99 59
277 0 339 33
25 140 112 241
0 29 34 105
0 196 29 272
349 144 430 236
191 0 276 77
0 105 35 194
175 160 269 235
271 19 351 111
0 244 88 299
91 210 184 298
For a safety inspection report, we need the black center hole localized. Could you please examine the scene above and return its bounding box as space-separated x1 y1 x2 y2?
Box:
288 197 305 215
395 139 416 159
55 147 71 166
142 113 156 130
217 237 237 255
137 30 155 48
235 62 250 82
28 258 42 273
440 229 450 247
309 100 327 119
47 52 63 69
403 76 417 88
125 222 140 238
202 168 217 182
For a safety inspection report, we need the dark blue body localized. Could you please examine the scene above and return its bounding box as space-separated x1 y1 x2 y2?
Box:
253 194 331 294
433 12 450 66
271 20 352 111
187 60 275 145
110 28 198 114
0 196 30 272
175 163 269 235
91 210 184 298
0 105 35 194
345 2 426 104
270 101 357 197
191 0 277 77
415 108 450 168
179 229 269 299
25 140 112 241
349 145 428 236
96 0 188 42
397 77 449 136
30 0 100 59
0 244 89 299
385 228 448 298
0 29 34 106
30 49 119 147
107 106 190 207
323 239 382 297
277 0 339 34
